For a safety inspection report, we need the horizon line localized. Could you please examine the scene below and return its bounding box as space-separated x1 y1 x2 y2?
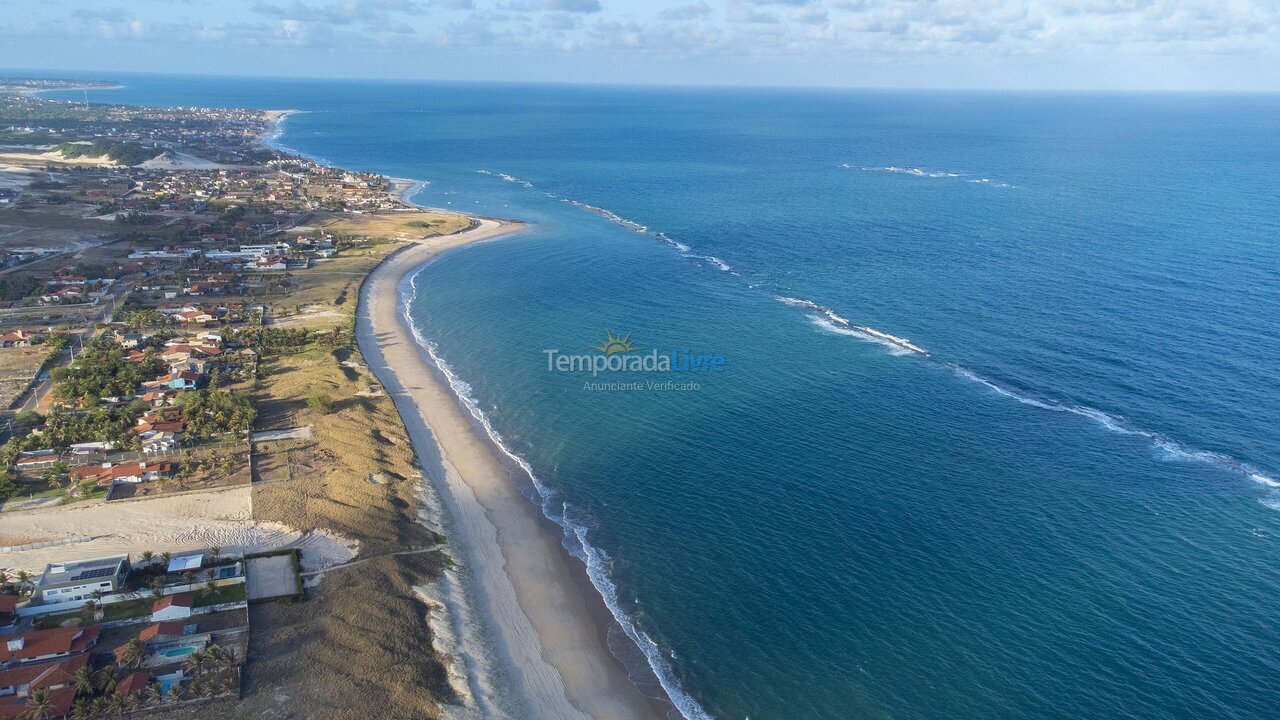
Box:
3 65 1280 97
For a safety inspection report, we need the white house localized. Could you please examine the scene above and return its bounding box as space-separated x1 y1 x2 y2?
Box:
150 593 194 621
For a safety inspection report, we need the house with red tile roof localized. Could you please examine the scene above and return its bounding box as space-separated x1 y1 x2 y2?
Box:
114 671 149 696
0 626 99 666
151 594 193 622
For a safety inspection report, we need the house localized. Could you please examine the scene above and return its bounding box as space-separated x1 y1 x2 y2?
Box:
249 255 287 272
174 309 217 324
32 557 129 604
0 330 43 348
0 625 100 665
0 657 84 718
142 388 183 406
138 621 190 646
114 671 149 696
0 653 85 700
14 450 62 469
142 370 203 391
114 332 145 349
138 431 180 453
68 441 115 455
150 594 194 622
68 461 175 487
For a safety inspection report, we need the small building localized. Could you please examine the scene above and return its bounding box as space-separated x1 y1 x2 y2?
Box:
114 671 149 696
14 450 62 469
138 621 191 646
150 594 194 622
33 556 129 604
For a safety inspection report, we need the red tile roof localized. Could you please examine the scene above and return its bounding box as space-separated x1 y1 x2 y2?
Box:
115 671 149 695
138 621 186 643
151 593 194 612
0 625 99 664
0 685 76 719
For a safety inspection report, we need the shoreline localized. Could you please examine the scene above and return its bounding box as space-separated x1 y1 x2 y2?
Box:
356 219 669 719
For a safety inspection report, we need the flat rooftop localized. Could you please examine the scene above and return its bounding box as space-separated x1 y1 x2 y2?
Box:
38 555 128 586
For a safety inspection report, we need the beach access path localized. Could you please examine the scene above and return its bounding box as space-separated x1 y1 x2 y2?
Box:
357 217 665 720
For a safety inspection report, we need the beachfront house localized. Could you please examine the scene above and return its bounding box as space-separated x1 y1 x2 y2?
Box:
32 556 130 604
150 594 194 622
0 655 85 718
0 626 100 666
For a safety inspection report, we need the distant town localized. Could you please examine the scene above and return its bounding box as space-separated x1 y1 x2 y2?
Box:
0 77 470 719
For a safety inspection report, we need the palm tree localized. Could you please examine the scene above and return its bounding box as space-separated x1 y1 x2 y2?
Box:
20 688 56 719
14 570 32 593
123 691 143 713
143 682 163 706
103 694 124 717
94 664 118 693
80 599 98 624
68 697 94 720
72 665 95 696
184 649 209 678
159 551 171 567
118 639 145 670
139 549 153 565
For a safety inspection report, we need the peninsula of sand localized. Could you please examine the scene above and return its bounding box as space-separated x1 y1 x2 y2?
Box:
356 217 666 720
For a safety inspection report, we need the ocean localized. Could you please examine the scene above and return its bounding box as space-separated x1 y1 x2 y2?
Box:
41 75 1280 719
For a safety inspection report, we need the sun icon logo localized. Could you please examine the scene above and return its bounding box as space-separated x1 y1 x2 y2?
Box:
591 330 640 355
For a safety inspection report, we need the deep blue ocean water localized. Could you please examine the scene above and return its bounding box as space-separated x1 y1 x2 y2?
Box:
34 73 1280 719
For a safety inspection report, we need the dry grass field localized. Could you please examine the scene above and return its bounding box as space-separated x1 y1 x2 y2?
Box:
232 224 460 718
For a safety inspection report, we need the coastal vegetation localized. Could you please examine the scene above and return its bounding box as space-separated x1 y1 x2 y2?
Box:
54 140 162 166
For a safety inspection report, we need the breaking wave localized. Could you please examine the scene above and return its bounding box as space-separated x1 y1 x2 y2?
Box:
850 164 1015 188
776 296 928 356
476 169 534 188
947 364 1280 491
774 292 1278 501
560 199 736 273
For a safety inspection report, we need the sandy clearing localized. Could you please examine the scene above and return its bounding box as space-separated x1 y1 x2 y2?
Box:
0 485 357 574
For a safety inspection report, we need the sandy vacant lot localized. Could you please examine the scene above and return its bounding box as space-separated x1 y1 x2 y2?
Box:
0 485 357 573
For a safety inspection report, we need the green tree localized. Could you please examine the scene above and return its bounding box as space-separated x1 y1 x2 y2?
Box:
21 688 56 719
117 638 146 670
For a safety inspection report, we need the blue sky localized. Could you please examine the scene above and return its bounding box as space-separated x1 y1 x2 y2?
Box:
2 0 1278 90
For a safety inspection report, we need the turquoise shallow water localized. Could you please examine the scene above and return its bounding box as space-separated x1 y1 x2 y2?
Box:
41 74 1280 719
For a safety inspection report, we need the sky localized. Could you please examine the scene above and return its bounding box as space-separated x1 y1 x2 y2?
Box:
2 0 1278 91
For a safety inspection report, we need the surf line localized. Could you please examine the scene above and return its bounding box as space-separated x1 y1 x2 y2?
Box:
771 294 1280 500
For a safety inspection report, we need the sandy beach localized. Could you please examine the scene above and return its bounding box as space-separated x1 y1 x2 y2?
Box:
356 218 666 720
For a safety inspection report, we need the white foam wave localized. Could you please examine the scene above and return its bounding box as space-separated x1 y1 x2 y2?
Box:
776 296 929 356
856 165 1014 188
401 271 714 720
655 232 691 253
562 198 648 234
683 254 734 272
948 363 1280 491
867 165 961 178
476 169 533 188
809 317 915 356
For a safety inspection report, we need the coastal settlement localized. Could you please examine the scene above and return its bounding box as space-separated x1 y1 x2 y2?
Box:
0 79 475 719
